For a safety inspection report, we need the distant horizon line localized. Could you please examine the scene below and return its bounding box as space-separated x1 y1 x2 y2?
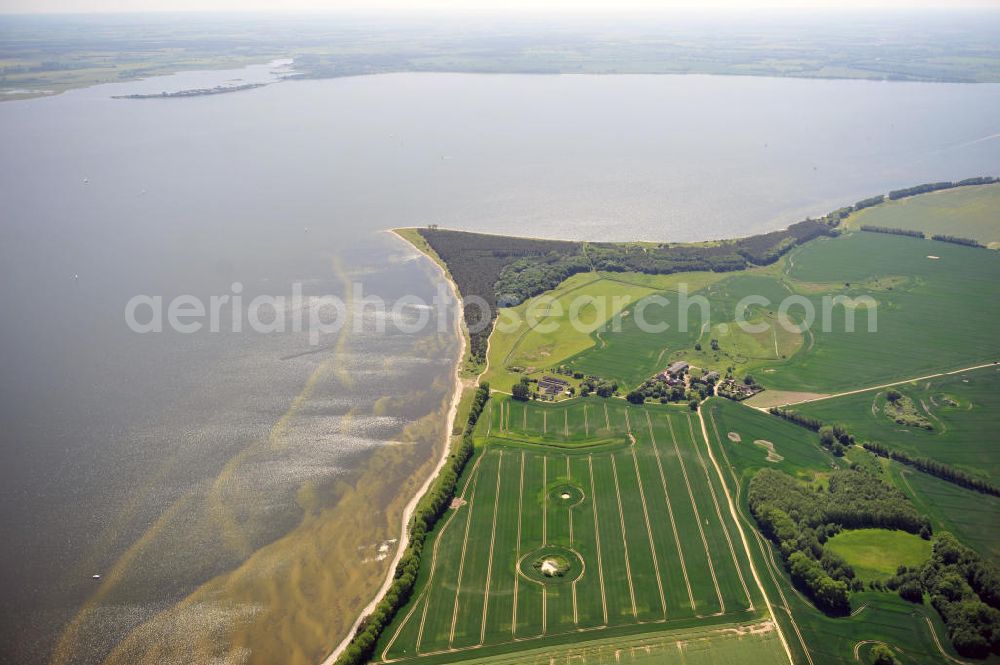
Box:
3 5 1000 17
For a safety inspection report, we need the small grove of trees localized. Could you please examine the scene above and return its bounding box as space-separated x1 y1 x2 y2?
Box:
853 194 885 211
511 378 531 401
748 468 929 616
818 424 853 457
859 225 925 239
863 442 1000 497
923 533 1000 657
768 407 823 431
579 376 617 398
632 375 709 404
870 644 901 665
336 383 491 665
872 535 1000 657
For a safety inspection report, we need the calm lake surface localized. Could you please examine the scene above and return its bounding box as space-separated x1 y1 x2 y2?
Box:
1 67 998 665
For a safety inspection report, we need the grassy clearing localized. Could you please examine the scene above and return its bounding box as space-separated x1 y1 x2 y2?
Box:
824 529 932 583
375 398 766 663
846 183 1000 248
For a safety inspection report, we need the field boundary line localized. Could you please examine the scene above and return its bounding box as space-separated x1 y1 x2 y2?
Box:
610 454 639 620
566 456 574 544
584 405 589 436
543 410 548 435
696 406 794 665
522 403 526 430
666 415 725 613
604 403 610 430
512 451 524 638
567 456 579 626
626 411 667 618
769 362 998 408
479 450 503 645
645 411 696 614
542 456 548 545
685 413 753 610
588 455 609 625
564 410 569 437
449 469 482 647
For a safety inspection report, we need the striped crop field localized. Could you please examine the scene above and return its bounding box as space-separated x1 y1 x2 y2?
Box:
376 398 784 664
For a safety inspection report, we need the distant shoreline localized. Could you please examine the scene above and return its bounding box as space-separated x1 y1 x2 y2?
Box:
112 82 268 99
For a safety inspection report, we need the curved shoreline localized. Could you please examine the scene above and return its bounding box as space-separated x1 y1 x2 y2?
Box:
320 229 468 665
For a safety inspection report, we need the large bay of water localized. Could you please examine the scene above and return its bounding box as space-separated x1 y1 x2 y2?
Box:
1 67 998 665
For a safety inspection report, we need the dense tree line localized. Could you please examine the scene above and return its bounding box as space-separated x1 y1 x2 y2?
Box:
748 468 930 615
888 181 955 200
336 383 491 665
863 442 1000 497
768 407 823 431
853 194 885 211
859 225 925 238
886 176 998 201
931 234 985 248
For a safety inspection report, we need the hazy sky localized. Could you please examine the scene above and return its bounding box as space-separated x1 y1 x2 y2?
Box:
2 0 997 13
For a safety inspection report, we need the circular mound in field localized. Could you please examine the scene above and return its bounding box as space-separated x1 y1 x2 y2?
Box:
548 483 584 507
518 546 584 586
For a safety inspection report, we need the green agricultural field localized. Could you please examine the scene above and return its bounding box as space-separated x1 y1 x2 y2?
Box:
702 398 838 483
375 398 780 664
566 271 796 388
824 529 932 583
847 183 1000 248
793 365 1000 482
760 231 1000 393
562 231 1000 394
887 462 1000 565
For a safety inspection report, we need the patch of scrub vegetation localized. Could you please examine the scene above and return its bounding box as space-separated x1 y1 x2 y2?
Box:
883 390 933 430
824 528 932 583
521 546 581 584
